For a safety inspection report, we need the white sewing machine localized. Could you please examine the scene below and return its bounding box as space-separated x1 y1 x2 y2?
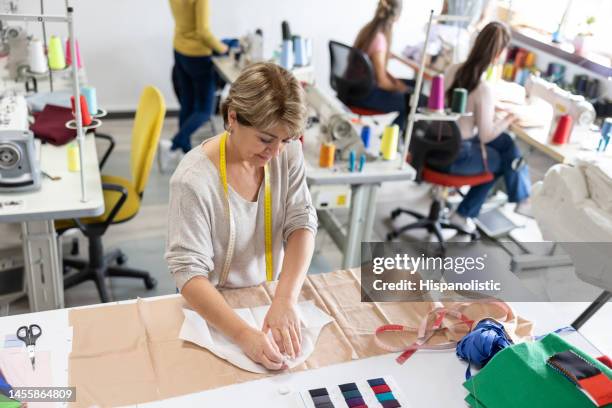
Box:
0 94 41 192
525 75 596 142
303 84 398 160
303 83 366 160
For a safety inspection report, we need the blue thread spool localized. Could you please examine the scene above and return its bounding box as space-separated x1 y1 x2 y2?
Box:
81 86 97 116
599 118 612 152
358 153 366 172
348 150 356 172
361 126 371 148
293 35 306 67
281 40 293 70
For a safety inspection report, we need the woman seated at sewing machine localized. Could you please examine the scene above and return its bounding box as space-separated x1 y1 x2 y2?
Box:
350 0 418 130
444 22 531 232
165 62 317 371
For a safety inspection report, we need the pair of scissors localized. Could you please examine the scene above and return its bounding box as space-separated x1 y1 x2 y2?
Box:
16 324 42 371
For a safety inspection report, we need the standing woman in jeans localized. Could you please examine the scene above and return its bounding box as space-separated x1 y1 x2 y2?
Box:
160 0 228 171
444 22 530 232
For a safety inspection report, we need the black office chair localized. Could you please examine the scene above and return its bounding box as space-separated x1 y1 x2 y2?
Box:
328 40 388 116
387 121 492 253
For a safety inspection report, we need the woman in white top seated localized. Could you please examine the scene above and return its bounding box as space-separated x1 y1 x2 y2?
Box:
165 62 318 370
444 22 530 231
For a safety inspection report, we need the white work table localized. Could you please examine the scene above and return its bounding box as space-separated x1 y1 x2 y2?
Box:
0 134 104 312
302 131 416 269
510 122 612 164
0 296 602 408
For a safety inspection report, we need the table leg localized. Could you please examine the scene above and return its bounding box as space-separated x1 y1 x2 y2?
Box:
362 184 379 242
21 220 64 311
343 184 367 269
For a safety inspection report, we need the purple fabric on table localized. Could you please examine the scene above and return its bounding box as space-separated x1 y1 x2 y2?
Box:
30 104 76 146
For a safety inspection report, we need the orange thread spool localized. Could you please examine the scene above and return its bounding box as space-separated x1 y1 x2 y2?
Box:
319 143 336 168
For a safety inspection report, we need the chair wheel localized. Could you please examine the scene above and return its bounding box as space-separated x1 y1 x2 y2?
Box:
144 277 157 290
390 209 401 219
386 232 397 241
470 231 480 240
116 254 128 265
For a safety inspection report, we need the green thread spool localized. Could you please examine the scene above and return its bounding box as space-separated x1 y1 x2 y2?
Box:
451 88 468 114
48 35 66 70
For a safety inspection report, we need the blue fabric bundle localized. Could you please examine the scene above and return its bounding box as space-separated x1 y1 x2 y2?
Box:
456 318 513 379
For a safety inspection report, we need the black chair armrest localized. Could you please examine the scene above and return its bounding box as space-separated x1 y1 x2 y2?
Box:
94 133 116 170
70 182 127 235
101 182 128 229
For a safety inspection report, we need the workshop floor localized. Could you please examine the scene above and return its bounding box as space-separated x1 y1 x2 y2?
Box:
7 116 611 356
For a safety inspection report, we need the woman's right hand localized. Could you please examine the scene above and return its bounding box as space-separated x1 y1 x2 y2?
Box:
235 326 287 371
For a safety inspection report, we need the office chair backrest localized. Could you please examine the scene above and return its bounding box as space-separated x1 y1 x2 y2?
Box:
131 86 166 195
409 120 462 181
329 40 375 104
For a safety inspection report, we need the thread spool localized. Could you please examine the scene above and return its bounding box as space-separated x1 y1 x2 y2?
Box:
502 63 515 81
348 150 356 172
451 88 468 114
427 74 445 112
573 75 588 95
28 38 47 74
361 126 371 148
81 86 98 116
70 94 92 126
514 49 527 68
281 21 291 41
381 125 399 160
67 142 80 172
552 114 572 145
47 35 66 71
304 38 313 65
585 78 600 100
281 39 293 70
515 69 529 86
319 143 335 168
65 38 83 69
524 52 535 67
602 118 612 137
293 35 306 67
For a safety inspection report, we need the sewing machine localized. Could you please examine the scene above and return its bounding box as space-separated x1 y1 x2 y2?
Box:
0 21 29 80
525 75 596 142
0 94 41 192
303 83 367 160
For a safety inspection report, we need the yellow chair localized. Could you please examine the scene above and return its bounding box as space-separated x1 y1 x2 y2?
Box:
57 86 166 302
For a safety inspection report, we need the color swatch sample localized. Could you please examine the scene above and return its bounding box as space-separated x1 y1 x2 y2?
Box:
338 382 367 407
367 378 401 407
301 376 407 408
309 387 335 408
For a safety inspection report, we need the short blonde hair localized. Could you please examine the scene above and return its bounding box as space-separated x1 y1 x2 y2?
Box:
221 62 307 138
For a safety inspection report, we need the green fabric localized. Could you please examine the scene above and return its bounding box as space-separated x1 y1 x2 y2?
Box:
464 333 612 408
0 394 20 408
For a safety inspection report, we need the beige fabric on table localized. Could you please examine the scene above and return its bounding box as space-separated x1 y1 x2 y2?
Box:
68 269 533 407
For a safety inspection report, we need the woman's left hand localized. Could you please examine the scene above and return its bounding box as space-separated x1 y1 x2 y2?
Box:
262 297 302 359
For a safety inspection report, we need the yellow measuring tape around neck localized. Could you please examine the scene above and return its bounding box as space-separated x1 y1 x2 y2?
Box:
219 131 273 285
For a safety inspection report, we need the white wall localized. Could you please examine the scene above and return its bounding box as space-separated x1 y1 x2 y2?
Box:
10 0 440 111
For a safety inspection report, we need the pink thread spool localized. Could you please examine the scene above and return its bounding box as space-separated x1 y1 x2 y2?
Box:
65 38 83 69
428 74 445 112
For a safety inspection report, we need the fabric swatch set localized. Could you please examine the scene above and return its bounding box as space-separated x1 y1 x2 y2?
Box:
300 376 408 408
